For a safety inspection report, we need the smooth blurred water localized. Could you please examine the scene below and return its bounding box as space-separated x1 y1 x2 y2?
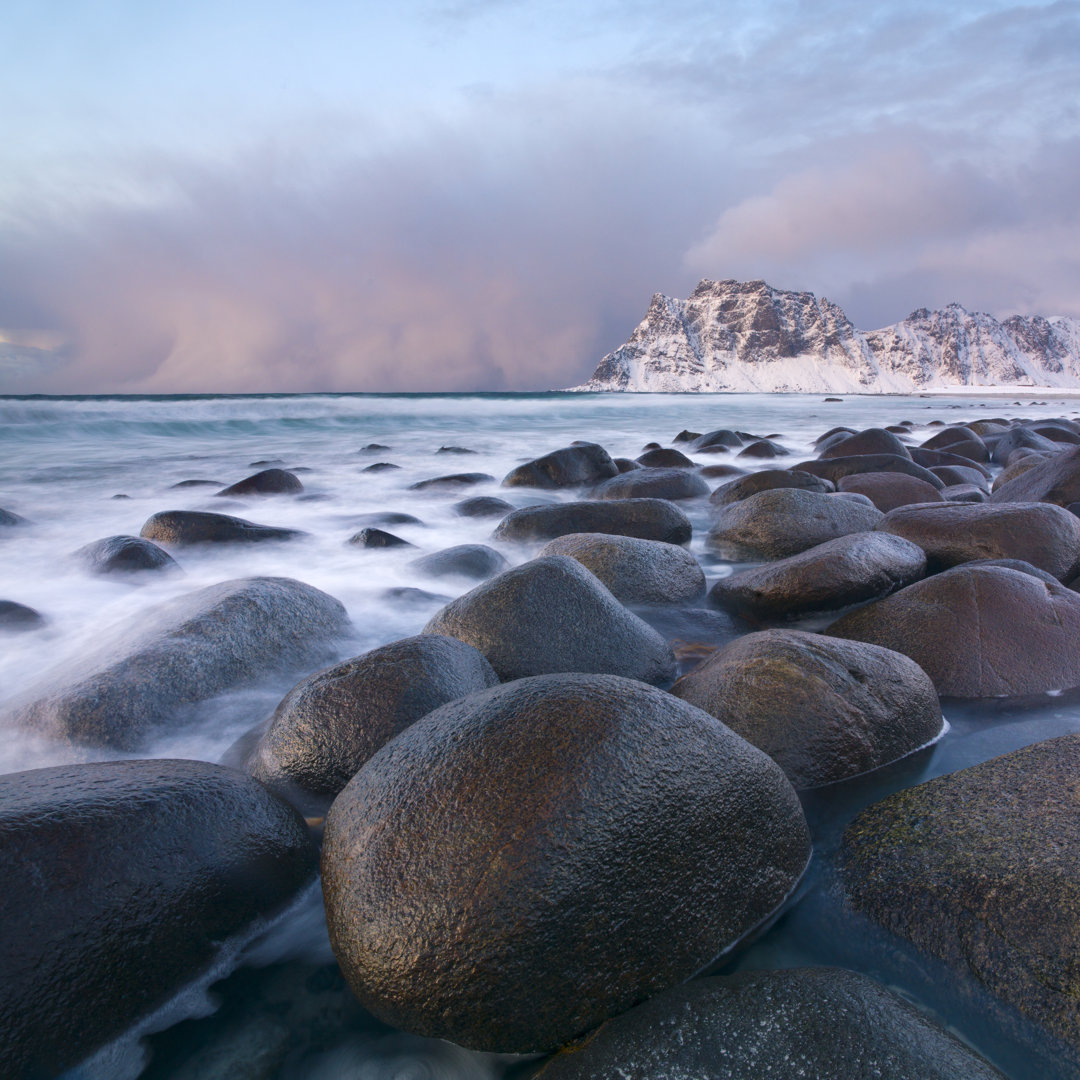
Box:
3 390 1080 1080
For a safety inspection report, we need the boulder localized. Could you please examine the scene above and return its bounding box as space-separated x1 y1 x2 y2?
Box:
920 426 990 463
453 496 515 518
0 759 316 1080
911 446 994 474
217 468 303 496
409 544 508 580
736 438 789 459
700 463 746 479
352 511 424 527
613 457 641 473
990 445 1080 505
836 471 945 512
168 478 223 488
929 464 990 489
75 534 179 575
690 429 743 452
827 565 1080 697
710 469 833 507
591 467 709 501
361 462 400 473
538 532 706 605
347 527 413 548
0 600 45 632
536 968 1004 1080
248 635 499 802
422 556 676 683
672 429 701 443
0 508 30 526
408 472 494 491
321 673 810 1053
991 426 1061 464
820 428 911 460
7 577 350 749
706 489 883 560
671 629 941 788
493 499 692 545
841 735 1080 1069
708 532 925 622
503 444 618 489
814 425 856 445
942 483 988 503
794 453 945 489
141 510 305 546
876 502 1080 579
634 448 694 469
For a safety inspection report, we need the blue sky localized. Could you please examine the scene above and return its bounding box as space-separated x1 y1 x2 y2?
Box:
2 0 1079 391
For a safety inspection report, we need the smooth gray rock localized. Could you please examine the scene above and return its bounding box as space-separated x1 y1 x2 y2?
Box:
836 471 946 512
217 468 303 496
493 499 692 545
635 447 694 468
0 508 29 527
820 427 911 460
452 496 515 518
0 600 45 632
75 534 179 575
408 544 509 581
503 444 618 489
591 467 710 501
141 510 305 546
347 527 413 549
408 472 494 491
990 444 1080 505
793 453 945 489
710 469 833 507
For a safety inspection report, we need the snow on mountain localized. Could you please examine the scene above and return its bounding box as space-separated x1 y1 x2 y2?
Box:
568 280 1080 393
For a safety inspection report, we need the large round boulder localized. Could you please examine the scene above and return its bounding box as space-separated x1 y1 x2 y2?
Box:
819 427 911 459
708 531 926 621
493 499 692 545
671 630 942 788
836 471 946 512
0 759 316 1080
503 444 618 488
422 556 676 683
6 577 350 749
827 565 1080 697
990 444 1080 505
408 472 494 491
141 510 305 545
75 534 179 575
634 447 694 468
0 600 45 632
709 468 833 507
591 467 710 501
990 425 1061 464
793 453 944 489
217 467 304 496
537 968 1004 1080
321 673 810 1053
841 735 1080 1070
538 532 706 605
706 488 883 560
409 544 509 581
247 634 499 803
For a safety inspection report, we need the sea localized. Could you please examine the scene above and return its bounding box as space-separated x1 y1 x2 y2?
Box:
2 390 1079 1080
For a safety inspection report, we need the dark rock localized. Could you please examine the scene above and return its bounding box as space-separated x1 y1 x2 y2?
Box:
820 427 911 460
7 577 349 749
671 630 941 788
353 511 424 527
538 532 706 605
248 635 498 802
110 494 131 500
0 759 316 1080
0 508 29 527
910 446 993 475
141 510 305 546
814 425 856 445
381 587 451 605
942 483 988 503
361 462 401 473
710 469 833 508
929 464 990 489
827 565 1080 697
835 471 946 512
990 445 1080 505
0 600 45 632
423 556 676 683
408 472 494 491
965 558 1060 585
494 499 692 545
1033 423 1080 444
708 531 926 622
409 544 509 580
169 479 225 489
991 426 1062 464
737 438 789 459
613 457 642 472
672 429 701 443
841 736 1080 1069
591 467 710 501
321 673 810 1053
452 496 515 518
537 968 1005 1080
249 458 286 467
436 445 476 454
634 447 694 469
217 468 304 497
75 534 179 575
700 463 746 479
920 425 990 462
690 429 743 452
876 501 1080 579
502 444 618 489
641 442 662 450
347 527 413 549
706 488 883 560
794 453 945 488
359 443 391 452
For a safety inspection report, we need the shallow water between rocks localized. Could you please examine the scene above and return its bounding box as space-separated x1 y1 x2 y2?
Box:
2 390 1079 1080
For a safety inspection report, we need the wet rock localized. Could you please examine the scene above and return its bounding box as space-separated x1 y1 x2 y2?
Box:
689 429 743 452
409 544 508 581
819 427 911 460
538 532 706 605
736 438 789 459
141 510 306 546
452 495 515 518
613 457 642 472
248 635 499 802
634 447 694 469
708 472 833 511
920 425 990 463
0 759 317 1080
75 534 179 576
249 458 286 467
493 499 692 545
408 472 494 491
706 488 883 560
381 586 450 605
990 444 1080 505
436 445 476 454
0 508 29 527
7 577 350 749
841 735 1080 1070
361 462 400 473
169 478 225 489
0 600 45 632
991 426 1061 464
965 558 1060 585
359 443 391 452
929 464 990 489
347 527 413 549
672 429 701 443
835 471 945 513
321 673 810 1053
671 630 941 788
591 467 710 501
794 453 945 489
217 468 304 496
876 502 1080 579
423 556 676 683
708 532 926 622
537 968 1005 1080
502 444 618 489
814 425 856 445
700 463 746 479
910 445 994 474
942 483 988 503
352 511 423 528
827 564 1080 697
1033 423 1080 444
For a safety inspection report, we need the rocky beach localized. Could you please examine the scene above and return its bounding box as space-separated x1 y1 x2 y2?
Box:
3 390 1080 1079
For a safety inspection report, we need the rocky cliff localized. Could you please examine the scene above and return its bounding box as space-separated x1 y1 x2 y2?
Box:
569 280 1080 392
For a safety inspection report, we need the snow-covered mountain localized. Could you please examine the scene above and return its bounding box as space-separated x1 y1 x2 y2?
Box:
568 280 1080 393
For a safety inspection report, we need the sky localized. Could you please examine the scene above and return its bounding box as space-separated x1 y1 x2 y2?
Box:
1 0 1078 393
